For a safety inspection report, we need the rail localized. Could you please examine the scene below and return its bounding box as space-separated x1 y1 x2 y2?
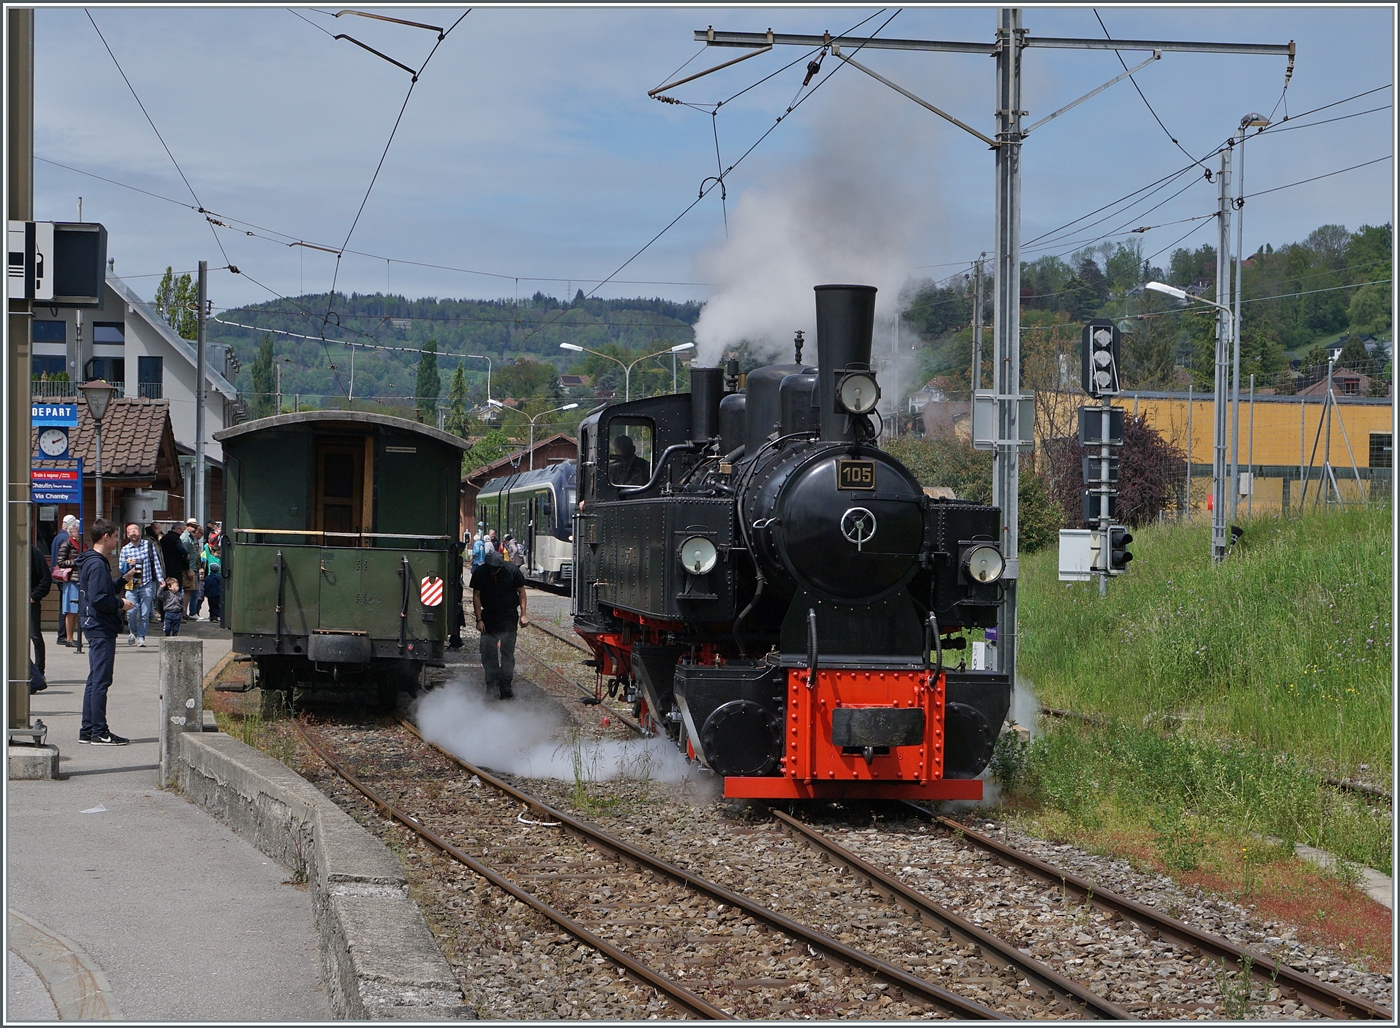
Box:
768 809 1133 1019
291 719 728 1021
903 806 1393 1021
396 717 1007 1020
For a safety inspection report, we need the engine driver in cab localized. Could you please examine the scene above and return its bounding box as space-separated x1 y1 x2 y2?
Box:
609 435 648 486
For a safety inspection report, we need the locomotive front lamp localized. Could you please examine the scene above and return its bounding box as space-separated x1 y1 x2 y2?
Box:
962 543 1005 584
836 371 880 415
679 536 718 575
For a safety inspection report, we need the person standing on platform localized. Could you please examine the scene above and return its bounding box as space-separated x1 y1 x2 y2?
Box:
51 515 75 644
470 550 528 699
30 542 51 690
78 519 136 745
119 522 163 647
55 525 82 647
160 522 188 600
201 535 223 622
157 577 185 636
181 519 203 619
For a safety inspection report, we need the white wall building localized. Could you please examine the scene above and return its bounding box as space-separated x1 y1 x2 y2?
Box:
30 271 244 466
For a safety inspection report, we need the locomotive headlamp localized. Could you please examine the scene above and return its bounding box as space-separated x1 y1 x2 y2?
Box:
962 543 1005 584
836 371 881 415
679 536 718 575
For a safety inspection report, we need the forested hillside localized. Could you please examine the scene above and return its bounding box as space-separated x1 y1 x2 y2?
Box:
208 290 701 409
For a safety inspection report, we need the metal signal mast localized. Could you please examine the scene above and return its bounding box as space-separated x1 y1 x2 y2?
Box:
684 11 1293 684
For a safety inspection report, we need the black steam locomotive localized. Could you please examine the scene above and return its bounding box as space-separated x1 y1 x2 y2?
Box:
572 284 1011 801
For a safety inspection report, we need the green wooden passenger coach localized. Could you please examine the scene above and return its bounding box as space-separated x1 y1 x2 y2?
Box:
214 411 467 704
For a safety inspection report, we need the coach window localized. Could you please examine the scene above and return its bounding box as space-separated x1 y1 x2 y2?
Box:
606 418 653 486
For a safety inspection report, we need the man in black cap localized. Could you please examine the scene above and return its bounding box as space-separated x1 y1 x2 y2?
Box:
469 549 528 699
609 434 650 485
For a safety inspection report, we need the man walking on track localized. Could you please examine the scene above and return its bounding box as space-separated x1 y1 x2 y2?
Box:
469 549 528 699
78 518 136 746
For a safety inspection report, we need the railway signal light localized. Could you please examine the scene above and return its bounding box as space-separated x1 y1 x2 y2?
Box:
1108 526 1134 573
1081 319 1121 397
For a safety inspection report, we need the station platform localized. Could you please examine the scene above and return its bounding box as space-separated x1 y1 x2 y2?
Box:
6 621 331 1021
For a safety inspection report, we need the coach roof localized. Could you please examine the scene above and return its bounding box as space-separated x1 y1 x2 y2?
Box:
213 409 469 449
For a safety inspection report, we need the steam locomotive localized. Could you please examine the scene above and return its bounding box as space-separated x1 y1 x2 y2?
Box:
572 284 1011 801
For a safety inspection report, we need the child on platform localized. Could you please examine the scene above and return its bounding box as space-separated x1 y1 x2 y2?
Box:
158 577 185 636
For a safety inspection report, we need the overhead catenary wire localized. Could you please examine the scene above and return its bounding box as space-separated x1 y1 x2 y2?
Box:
324 9 471 327
1093 9 1209 171
85 9 233 269
515 8 902 347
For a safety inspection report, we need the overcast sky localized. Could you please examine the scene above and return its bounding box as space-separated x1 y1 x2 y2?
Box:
33 5 1396 323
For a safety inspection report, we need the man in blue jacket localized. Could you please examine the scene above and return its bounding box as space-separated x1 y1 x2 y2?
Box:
78 519 136 745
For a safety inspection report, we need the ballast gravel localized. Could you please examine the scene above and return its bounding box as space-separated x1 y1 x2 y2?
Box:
290 625 1390 1021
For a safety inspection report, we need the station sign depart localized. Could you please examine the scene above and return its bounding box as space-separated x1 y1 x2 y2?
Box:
32 403 79 427
31 461 82 504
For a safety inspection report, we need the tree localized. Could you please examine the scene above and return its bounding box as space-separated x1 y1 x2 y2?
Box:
1048 413 1186 528
1348 282 1391 339
444 363 472 438
154 266 198 340
462 428 510 474
494 357 561 401
414 339 440 415
1304 224 1350 270
249 335 276 418
1337 334 1370 372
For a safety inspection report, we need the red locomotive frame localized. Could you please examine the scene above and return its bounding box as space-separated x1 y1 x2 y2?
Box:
578 610 983 802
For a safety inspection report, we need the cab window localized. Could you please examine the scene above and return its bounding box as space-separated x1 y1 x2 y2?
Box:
606 419 654 487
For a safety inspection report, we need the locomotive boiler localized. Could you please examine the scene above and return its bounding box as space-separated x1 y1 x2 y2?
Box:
572 284 1011 801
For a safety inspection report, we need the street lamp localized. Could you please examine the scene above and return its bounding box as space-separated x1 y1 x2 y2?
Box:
559 342 695 402
525 403 579 469
467 354 493 404
1145 281 1233 562
78 379 117 521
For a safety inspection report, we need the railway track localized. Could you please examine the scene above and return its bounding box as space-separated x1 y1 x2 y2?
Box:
292 714 1151 1020
790 803 1389 1020
408 632 1386 1018
900 809 1393 1021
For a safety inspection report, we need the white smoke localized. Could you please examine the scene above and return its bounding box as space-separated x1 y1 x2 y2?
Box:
691 74 941 369
415 679 700 784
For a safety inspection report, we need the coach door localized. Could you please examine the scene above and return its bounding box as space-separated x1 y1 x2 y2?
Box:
314 436 373 545
313 436 374 629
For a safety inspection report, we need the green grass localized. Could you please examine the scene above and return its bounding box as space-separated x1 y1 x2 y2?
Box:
1010 505 1393 873
1020 505 1392 777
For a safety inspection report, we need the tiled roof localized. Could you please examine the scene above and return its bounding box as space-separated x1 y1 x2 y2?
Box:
464 432 575 483
31 395 176 477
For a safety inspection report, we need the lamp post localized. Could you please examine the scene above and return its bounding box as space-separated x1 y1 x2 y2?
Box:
79 379 117 521
1146 281 1233 562
559 342 695 402
525 403 579 469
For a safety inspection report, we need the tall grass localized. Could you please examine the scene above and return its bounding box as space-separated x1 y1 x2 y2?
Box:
1019 506 1393 777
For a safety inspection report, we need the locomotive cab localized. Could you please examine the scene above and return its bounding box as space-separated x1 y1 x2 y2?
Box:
571 285 1011 802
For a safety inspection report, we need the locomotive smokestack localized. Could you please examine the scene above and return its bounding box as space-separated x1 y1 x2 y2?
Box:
814 284 877 442
689 366 724 443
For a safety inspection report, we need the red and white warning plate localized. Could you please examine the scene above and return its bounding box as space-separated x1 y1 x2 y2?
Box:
420 576 444 606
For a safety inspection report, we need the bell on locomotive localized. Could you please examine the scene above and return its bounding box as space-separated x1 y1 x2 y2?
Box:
569 283 1010 803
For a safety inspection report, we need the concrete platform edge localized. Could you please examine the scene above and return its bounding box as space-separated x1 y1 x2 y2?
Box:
8 908 124 1020
178 731 469 1019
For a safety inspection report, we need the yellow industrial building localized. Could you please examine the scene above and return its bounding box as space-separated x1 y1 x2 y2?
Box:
1103 391 1391 511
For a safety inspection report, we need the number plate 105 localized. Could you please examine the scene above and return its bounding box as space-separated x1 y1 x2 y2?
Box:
836 459 876 490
